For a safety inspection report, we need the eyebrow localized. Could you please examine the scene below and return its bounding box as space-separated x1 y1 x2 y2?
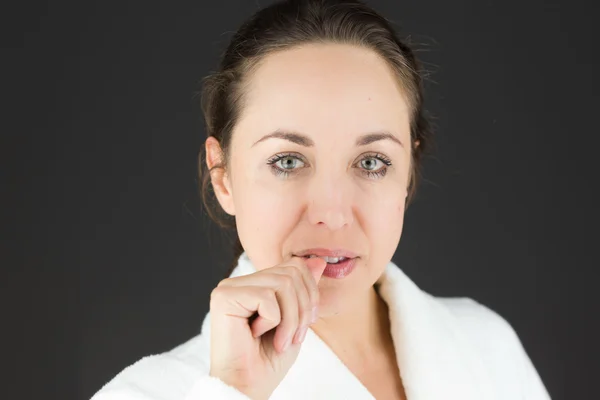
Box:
252 130 315 147
355 132 404 148
251 130 404 148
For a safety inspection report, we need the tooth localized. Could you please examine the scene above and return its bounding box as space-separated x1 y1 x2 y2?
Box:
304 255 348 263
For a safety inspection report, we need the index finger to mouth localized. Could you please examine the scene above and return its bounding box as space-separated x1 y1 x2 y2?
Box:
288 256 326 304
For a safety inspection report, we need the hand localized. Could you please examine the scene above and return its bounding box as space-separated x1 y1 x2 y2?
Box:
208 255 327 400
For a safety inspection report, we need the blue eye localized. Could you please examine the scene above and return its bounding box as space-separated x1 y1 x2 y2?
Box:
267 153 306 178
277 156 304 170
360 157 380 170
356 153 392 179
266 152 392 179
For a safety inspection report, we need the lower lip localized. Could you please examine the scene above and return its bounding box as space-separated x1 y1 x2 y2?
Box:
322 258 358 279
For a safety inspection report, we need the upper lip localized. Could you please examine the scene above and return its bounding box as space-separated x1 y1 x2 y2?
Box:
294 248 358 258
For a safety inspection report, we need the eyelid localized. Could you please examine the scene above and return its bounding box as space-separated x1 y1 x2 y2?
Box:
266 152 308 179
353 152 392 166
353 152 392 180
267 152 308 164
266 151 392 180
266 152 391 168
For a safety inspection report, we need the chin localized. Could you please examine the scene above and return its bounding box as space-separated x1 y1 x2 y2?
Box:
318 272 372 308
316 285 362 318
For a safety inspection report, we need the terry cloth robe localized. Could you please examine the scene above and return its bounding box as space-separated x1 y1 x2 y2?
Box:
91 252 551 400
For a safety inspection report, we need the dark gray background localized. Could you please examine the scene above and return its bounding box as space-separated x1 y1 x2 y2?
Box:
3 0 597 399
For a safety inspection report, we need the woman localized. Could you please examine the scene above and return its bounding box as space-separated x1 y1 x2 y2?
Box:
92 0 550 399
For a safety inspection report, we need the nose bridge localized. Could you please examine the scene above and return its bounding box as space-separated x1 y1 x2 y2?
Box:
306 166 354 230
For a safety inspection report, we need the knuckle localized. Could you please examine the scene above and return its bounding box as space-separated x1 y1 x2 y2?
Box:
216 278 230 287
209 286 225 307
288 266 301 280
278 274 294 290
258 287 278 308
259 287 275 301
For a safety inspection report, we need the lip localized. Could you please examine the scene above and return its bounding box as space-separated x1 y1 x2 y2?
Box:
322 257 358 279
294 248 359 259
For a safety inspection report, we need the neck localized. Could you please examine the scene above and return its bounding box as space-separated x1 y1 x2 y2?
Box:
311 284 391 360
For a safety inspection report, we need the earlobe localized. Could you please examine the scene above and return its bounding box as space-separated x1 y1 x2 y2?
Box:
205 137 236 216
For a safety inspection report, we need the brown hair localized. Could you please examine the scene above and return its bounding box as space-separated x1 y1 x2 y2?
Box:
197 0 433 273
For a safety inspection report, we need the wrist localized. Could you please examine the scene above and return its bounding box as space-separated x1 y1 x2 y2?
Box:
209 369 270 400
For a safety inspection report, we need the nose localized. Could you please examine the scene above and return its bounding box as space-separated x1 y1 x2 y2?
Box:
305 169 354 230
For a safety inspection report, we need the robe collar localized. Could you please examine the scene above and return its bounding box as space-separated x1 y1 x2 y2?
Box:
220 253 496 400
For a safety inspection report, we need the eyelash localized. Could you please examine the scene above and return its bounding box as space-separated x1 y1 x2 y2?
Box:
266 152 392 179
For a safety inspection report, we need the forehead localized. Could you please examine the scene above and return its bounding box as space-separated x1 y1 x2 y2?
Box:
237 43 411 142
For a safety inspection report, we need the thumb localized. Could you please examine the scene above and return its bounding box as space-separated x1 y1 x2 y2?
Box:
304 257 327 284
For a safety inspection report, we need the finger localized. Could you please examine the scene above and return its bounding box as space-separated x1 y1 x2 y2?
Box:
266 266 312 344
217 270 301 291
220 260 317 328
271 274 300 353
251 314 278 338
303 257 327 325
277 257 326 331
219 257 325 306
284 257 321 309
210 285 280 320
304 256 328 285
218 268 311 334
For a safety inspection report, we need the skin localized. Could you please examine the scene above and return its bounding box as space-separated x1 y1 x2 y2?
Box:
207 43 413 399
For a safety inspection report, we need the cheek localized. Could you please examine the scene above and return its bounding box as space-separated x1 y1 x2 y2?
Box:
363 187 406 252
232 174 302 270
371 199 405 234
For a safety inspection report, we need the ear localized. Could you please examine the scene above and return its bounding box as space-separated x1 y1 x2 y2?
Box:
205 136 236 216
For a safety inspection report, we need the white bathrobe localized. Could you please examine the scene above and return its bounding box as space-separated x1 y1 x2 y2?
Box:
91 252 551 400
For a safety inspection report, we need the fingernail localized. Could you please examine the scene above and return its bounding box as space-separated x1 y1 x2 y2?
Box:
282 335 291 352
296 325 308 343
311 306 319 323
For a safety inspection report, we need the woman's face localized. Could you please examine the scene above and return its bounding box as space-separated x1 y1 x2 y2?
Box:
208 43 412 315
